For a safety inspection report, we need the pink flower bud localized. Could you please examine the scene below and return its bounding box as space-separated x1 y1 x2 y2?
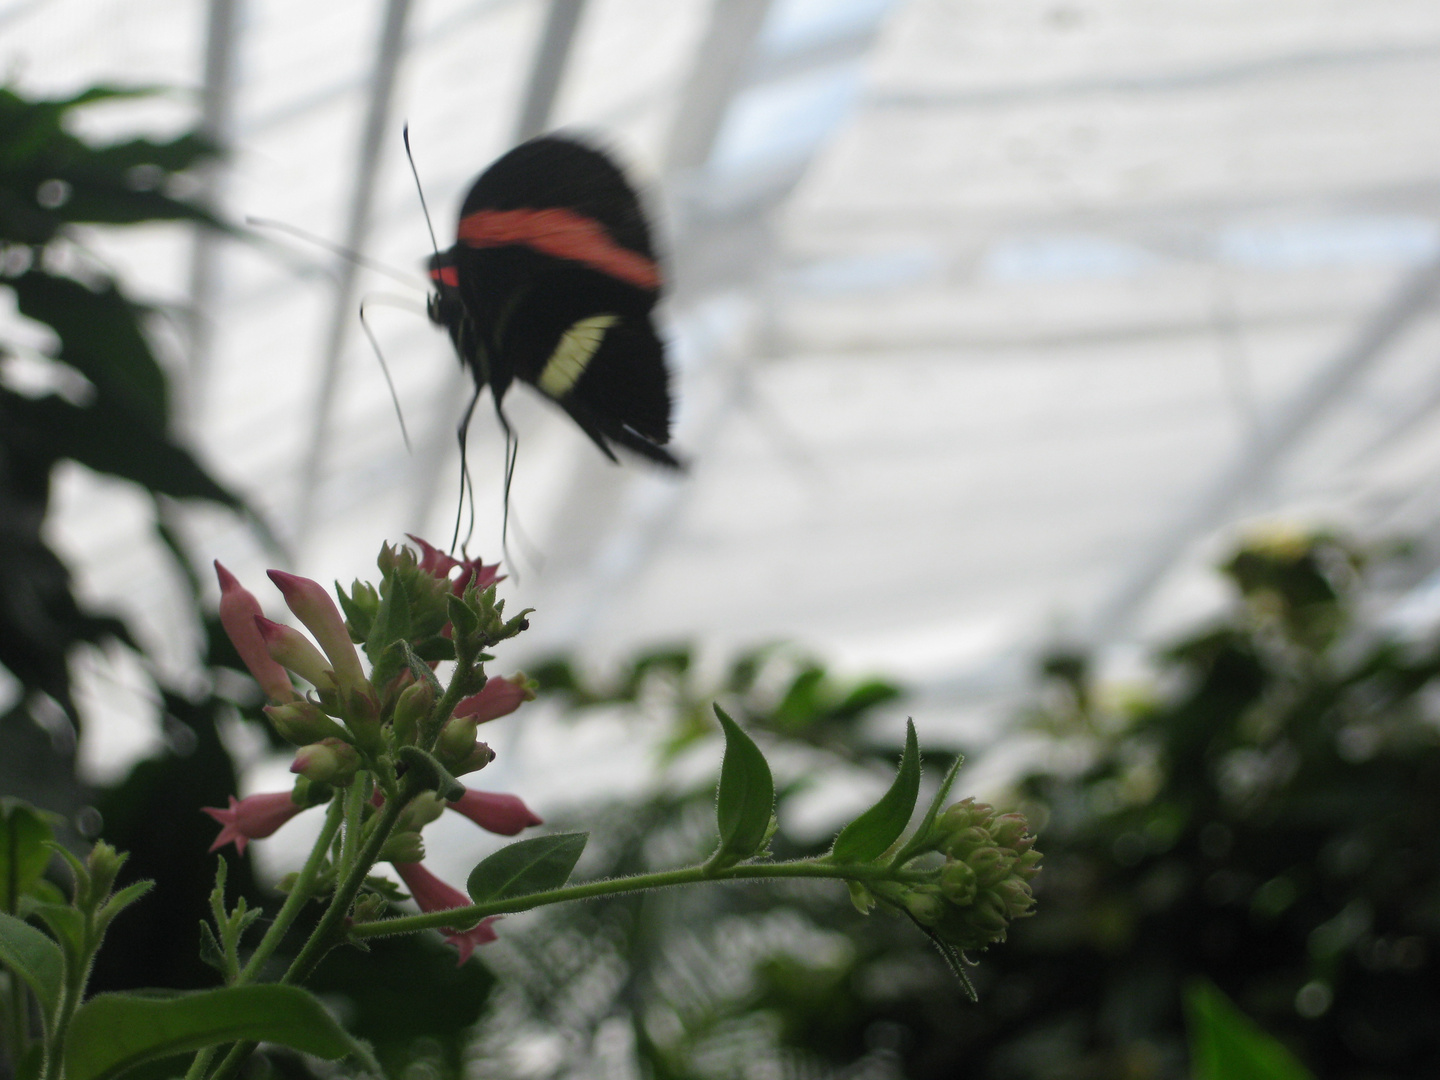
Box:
290 738 360 785
202 791 304 854
267 570 368 696
214 562 297 704
449 789 543 836
454 674 534 724
256 617 336 691
392 861 500 964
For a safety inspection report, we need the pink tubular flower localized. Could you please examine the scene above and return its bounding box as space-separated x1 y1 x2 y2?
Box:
215 562 297 704
407 535 503 595
256 617 336 690
203 791 304 854
450 789 543 836
266 570 368 696
392 861 499 964
454 674 534 724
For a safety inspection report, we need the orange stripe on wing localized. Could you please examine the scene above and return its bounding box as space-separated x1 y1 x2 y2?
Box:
457 207 660 290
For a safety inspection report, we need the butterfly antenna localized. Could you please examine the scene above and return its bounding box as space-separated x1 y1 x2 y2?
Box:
357 297 412 453
246 217 422 290
403 124 441 257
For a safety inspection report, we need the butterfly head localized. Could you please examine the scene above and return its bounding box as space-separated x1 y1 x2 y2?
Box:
426 252 463 329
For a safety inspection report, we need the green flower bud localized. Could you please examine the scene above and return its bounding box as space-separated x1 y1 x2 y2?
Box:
379 830 426 864
392 680 436 746
455 740 496 777
993 877 1036 919
1015 848 1043 881
343 685 385 754
436 715 480 769
938 797 994 834
944 826 993 860
940 858 979 906
903 886 946 927
397 792 446 832
848 880 877 915
967 845 1017 888
990 813 1031 849
265 700 349 746
290 775 335 808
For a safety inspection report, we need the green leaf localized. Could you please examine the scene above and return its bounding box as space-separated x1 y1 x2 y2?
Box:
64 985 354 1080
467 833 588 903
709 705 775 869
890 749 966 867
832 719 921 863
366 571 413 681
27 901 85 961
94 879 153 936
1186 979 1316 1080
0 911 64 1019
0 798 58 910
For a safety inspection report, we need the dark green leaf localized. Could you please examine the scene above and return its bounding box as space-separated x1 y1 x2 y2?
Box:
64 985 354 1080
367 571 413 680
0 910 64 1018
94 879 153 936
27 901 85 960
0 798 57 909
1186 980 1315 1080
10 270 168 432
709 705 775 869
832 719 920 863
467 833 588 903
3 392 238 505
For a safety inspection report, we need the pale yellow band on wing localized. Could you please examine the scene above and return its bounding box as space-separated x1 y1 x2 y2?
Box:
538 314 619 397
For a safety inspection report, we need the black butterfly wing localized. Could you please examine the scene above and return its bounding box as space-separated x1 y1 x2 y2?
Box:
434 136 682 468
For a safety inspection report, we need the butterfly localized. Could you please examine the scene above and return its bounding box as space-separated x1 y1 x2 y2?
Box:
425 135 682 470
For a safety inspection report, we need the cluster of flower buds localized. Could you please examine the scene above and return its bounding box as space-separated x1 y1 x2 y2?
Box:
214 537 534 789
205 537 544 962
879 798 1041 952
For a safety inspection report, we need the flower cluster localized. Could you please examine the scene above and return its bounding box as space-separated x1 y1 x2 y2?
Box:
204 537 540 962
878 797 1041 952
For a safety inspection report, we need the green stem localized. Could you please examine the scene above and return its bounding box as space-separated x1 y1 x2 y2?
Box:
338 776 366 881
183 799 346 1080
42 920 97 1080
237 797 345 984
205 781 416 1080
350 858 918 941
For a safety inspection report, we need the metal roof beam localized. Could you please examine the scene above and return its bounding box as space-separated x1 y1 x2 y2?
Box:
295 0 415 548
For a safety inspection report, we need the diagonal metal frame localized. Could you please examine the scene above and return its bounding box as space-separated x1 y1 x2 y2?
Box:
1086 257 1440 648
294 0 415 549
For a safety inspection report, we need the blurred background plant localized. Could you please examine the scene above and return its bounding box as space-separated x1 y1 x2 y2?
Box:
465 530 1439 1080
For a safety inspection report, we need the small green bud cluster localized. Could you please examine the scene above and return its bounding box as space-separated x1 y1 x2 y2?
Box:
888 798 1041 952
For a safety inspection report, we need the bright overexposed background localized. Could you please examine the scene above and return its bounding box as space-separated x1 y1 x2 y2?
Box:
6 0 1440 861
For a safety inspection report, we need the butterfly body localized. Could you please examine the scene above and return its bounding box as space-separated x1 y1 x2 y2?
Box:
427 136 680 468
